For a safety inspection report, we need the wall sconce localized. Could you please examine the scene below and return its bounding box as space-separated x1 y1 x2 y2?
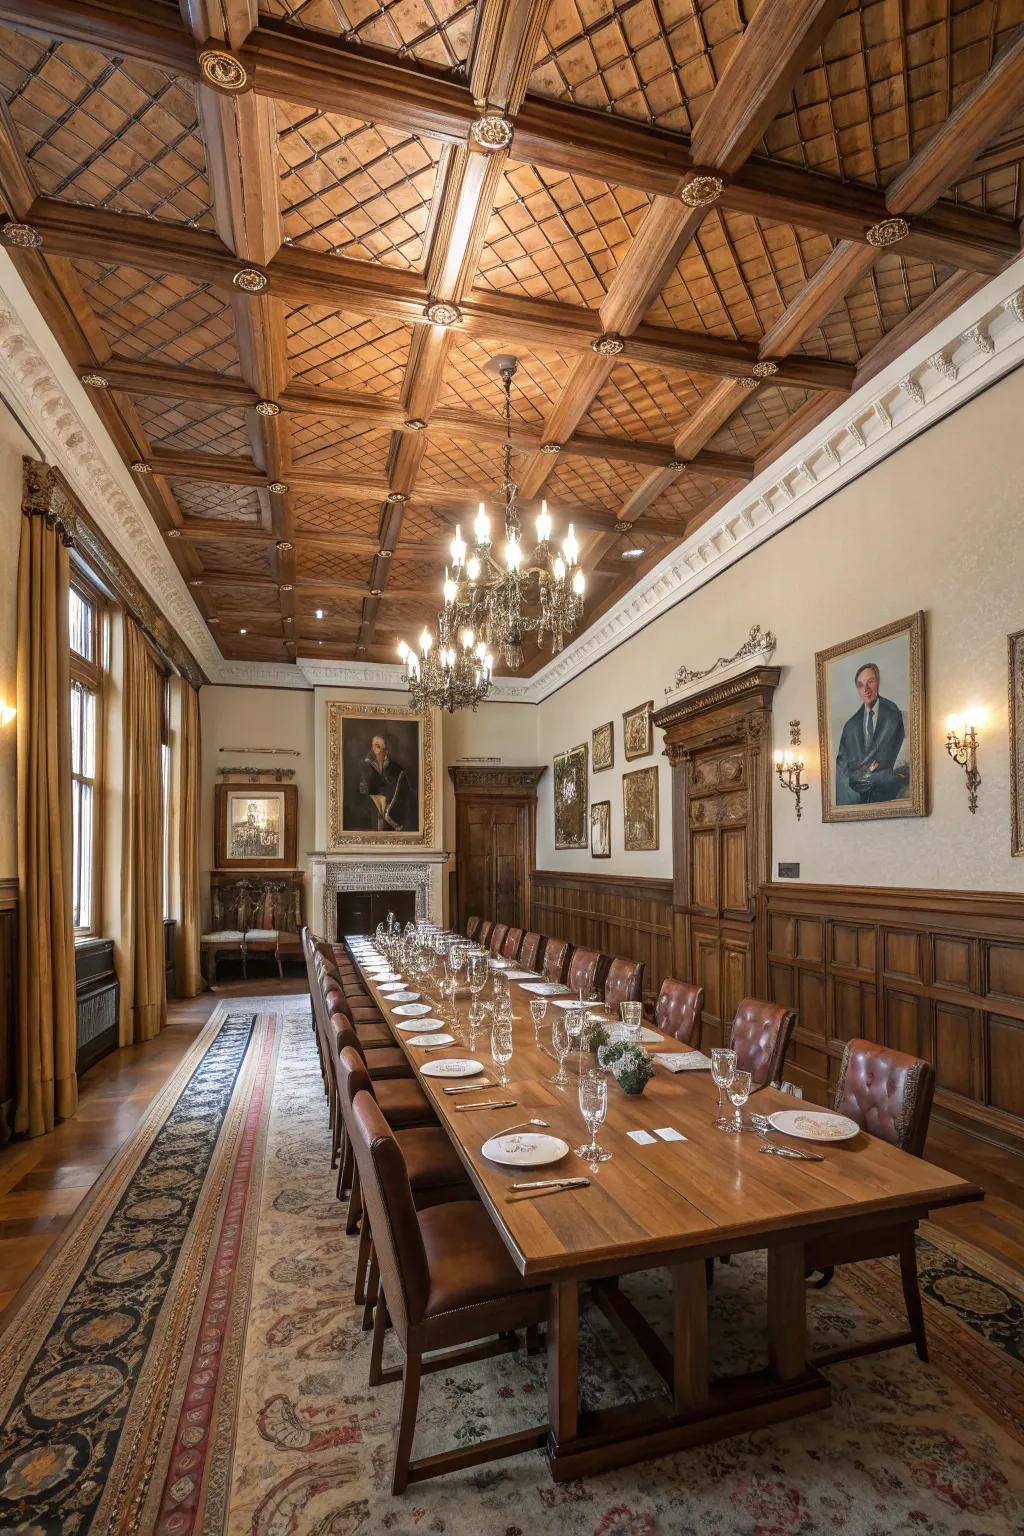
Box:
946 713 981 814
0 703 15 727
774 720 810 820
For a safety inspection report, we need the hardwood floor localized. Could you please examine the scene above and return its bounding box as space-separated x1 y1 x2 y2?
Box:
0 976 1021 1317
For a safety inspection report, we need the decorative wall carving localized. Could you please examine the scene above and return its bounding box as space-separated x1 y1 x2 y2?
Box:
667 625 777 695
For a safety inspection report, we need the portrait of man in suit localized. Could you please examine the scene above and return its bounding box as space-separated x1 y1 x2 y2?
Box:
835 661 909 804
337 711 423 836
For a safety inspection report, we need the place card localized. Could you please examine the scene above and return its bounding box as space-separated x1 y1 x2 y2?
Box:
627 1129 657 1145
653 1126 687 1142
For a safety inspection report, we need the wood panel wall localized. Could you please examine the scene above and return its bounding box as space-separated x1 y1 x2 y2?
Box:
0 877 15 1145
530 870 673 1008
759 883 1024 1153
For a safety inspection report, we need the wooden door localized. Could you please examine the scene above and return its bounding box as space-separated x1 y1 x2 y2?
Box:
654 668 779 1050
450 767 544 932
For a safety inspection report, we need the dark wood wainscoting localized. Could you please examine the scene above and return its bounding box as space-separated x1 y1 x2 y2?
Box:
0 877 15 1145
759 883 1024 1153
530 870 673 1008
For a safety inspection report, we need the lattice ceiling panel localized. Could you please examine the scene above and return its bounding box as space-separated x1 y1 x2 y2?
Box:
705 383 816 457
132 395 252 457
950 162 1023 221
378 596 439 629
209 584 278 614
439 333 576 424
285 303 413 392
762 0 1022 187
400 503 453 541
472 161 650 307
73 261 240 373
295 545 371 583
386 557 437 590
0 30 213 228
582 360 715 442
650 472 716 520
257 0 476 69
196 539 277 577
291 493 382 536
528 0 748 133
797 251 953 364
542 454 647 509
277 104 443 269
168 479 263 524
418 432 525 491
289 415 394 476
645 210 835 339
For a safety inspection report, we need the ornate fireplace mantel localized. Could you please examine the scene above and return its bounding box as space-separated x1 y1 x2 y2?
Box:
309 850 451 940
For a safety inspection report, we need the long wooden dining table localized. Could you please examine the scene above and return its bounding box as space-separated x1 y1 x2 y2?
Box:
347 940 982 1481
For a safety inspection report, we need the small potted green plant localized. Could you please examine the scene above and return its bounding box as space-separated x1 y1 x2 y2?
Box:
582 1019 610 1059
600 1040 655 1095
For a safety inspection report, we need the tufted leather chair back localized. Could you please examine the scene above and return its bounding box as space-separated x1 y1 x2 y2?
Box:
541 937 570 984
834 1038 935 1156
477 920 494 949
489 922 510 957
653 978 704 1046
501 927 524 961
604 958 645 1010
729 999 796 1088
519 932 543 970
465 915 481 941
349 1091 430 1337
566 948 611 998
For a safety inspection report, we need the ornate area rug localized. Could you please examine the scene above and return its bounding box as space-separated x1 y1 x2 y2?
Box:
2 1002 1023 1535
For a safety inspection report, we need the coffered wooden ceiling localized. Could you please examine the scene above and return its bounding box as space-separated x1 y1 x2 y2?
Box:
0 0 1021 672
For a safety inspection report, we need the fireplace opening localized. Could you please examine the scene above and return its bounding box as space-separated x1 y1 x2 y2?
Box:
337 889 416 936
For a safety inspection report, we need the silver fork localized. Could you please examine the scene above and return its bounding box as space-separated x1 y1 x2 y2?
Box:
749 1112 824 1161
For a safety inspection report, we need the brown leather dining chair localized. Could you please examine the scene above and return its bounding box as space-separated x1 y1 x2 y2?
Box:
477 919 494 949
604 957 645 1010
806 1038 937 1364
350 1092 549 1492
541 937 571 984
488 922 510 956
518 931 544 971
331 1025 434 1206
652 978 704 1047
566 947 610 998
465 915 481 941
501 926 524 961
728 998 796 1088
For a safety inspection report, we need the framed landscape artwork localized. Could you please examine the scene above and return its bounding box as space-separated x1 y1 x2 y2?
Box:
1011 628 1024 857
623 700 654 760
590 800 611 858
327 702 435 847
623 766 659 850
215 783 298 869
553 743 588 849
592 720 614 772
815 611 926 822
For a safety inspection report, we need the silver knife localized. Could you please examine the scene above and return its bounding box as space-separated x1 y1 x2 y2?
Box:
759 1143 825 1163
453 1099 516 1112
442 1083 495 1095
510 1176 590 1191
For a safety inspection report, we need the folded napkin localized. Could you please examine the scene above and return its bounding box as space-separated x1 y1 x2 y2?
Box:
654 1051 712 1072
520 981 569 996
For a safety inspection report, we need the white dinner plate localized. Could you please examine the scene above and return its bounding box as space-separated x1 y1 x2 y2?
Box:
420 1058 484 1078
767 1110 860 1142
552 998 588 1010
390 1002 433 1018
380 989 419 1002
406 1031 455 1046
503 969 536 980
481 1132 570 1168
520 981 568 996
394 1017 446 1032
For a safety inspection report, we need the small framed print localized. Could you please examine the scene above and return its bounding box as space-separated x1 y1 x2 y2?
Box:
590 800 611 858
622 766 659 851
592 720 614 772
215 783 298 869
553 743 588 849
623 700 653 760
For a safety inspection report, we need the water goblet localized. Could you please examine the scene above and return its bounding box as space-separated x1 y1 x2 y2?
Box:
724 1068 752 1134
576 1069 611 1163
466 951 489 1043
710 1047 737 1128
491 1017 514 1087
620 1001 643 1043
529 996 548 1048
549 1011 572 1087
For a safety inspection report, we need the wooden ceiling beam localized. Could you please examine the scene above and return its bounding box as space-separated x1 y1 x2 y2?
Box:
0 0 199 72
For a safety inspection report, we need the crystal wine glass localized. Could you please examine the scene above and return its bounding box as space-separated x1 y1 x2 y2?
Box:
710 1047 737 1127
576 1069 611 1163
529 996 548 1047
620 1000 643 1043
466 951 489 1044
491 1016 514 1087
549 1011 572 1087
724 1068 752 1134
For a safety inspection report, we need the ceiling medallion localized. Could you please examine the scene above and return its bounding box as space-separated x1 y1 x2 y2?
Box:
189 578 203 587
386 491 407 503
276 539 293 551
370 587 383 597
679 174 724 208
424 300 462 327
470 113 514 151
376 549 393 559
233 267 268 293
738 376 761 390
280 583 293 592
0 221 42 249
751 360 779 378
866 216 909 248
403 418 427 431
592 332 625 356
131 460 152 473
166 529 182 539
255 399 280 416
198 49 248 92
667 459 687 472
617 521 635 533
81 373 109 388
267 480 289 493
540 442 562 454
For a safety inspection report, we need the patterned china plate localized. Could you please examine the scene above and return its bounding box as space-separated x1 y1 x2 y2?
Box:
394 1017 446 1032
406 1031 455 1046
420 1058 484 1078
390 1002 433 1018
767 1110 860 1142
520 982 569 996
481 1132 570 1168
379 987 418 1000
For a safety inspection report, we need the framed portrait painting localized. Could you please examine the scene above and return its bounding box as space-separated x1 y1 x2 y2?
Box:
553 743 588 849
592 720 614 772
815 611 926 822
215 783 297 869
623 700 653 760
623 766 659 850
590 800 611 858
327 702 436 846
1010 628 1024 857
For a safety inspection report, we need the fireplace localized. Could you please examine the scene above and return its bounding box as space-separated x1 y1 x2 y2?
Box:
337 889 416 936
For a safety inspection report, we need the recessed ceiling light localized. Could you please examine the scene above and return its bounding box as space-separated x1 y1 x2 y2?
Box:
315 607 324 619
240 627 248 634
621 547 644 561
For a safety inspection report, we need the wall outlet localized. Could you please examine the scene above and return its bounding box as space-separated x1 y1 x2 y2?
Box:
777 862 800 879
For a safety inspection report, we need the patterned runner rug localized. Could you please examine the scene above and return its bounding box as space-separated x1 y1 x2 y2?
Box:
2 1000 1022 1534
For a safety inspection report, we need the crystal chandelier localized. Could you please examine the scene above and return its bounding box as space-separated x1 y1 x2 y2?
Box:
397 608 493 714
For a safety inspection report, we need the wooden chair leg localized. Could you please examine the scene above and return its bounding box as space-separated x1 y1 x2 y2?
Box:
362 1248 379 1331
346 1163 362 1236
899 1233 928 1362
392 1352 422 1495
355 1219 371 1305
369 1295 390 1387
337 1138 353 1202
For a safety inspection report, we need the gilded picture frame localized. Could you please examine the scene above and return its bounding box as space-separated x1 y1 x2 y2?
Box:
623 766 659 851
215 783 297 869
1010 628 1024 857
553 743 588 850
815 611 926 823
592 720 614 772
326 701 435 847
623 700 654 760
590 800 611 858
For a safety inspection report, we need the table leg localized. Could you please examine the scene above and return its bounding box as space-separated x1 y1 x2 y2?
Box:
767 1241 807 1383
547 1280 579 1444
671 1259 709 1412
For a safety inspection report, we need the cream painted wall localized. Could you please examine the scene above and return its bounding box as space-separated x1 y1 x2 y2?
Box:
534 365 1024 892
0 402 34 878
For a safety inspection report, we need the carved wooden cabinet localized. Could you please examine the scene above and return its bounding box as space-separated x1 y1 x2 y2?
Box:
654 667 779 1049
449 766 545 934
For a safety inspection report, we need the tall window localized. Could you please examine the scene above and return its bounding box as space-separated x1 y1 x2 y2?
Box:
162 679 171 920
69 581 104 935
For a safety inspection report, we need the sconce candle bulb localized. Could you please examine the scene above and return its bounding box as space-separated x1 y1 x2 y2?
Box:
946 712 981 814
775 721 810 820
